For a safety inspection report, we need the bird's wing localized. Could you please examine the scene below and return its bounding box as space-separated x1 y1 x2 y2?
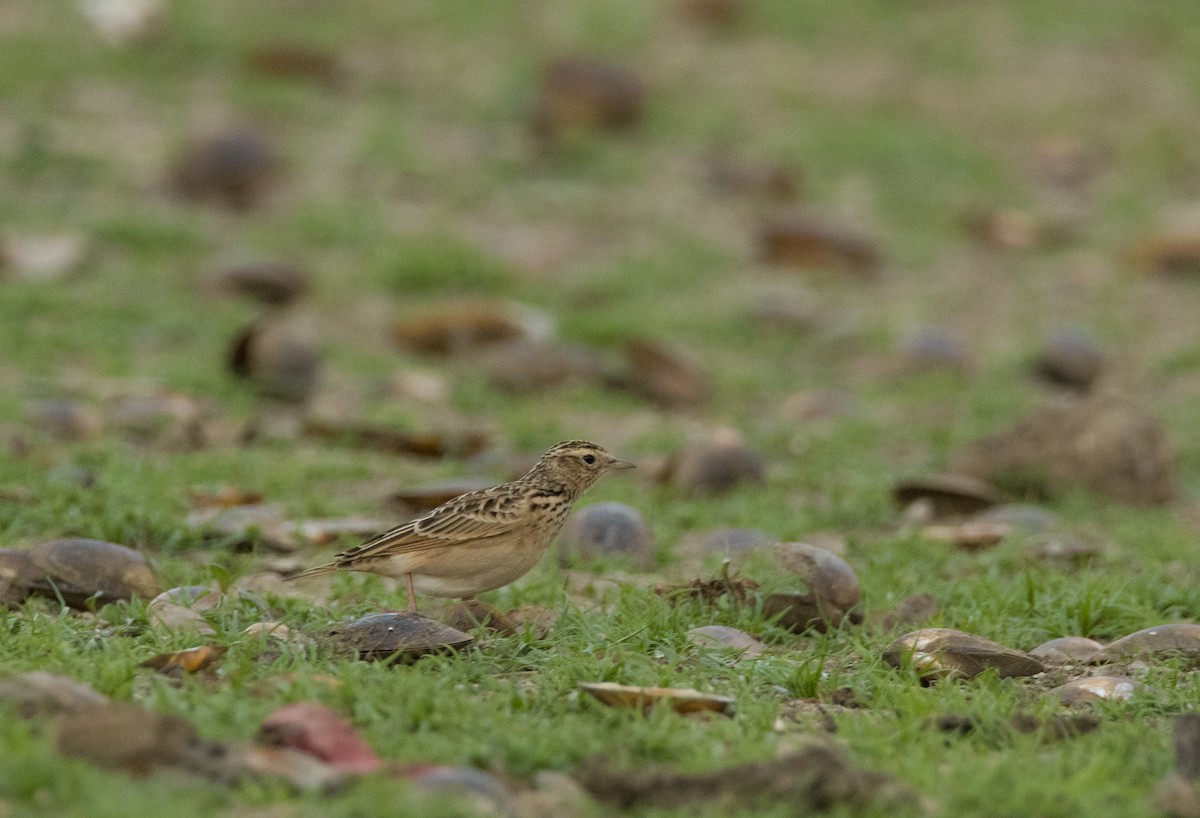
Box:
332 488 529 563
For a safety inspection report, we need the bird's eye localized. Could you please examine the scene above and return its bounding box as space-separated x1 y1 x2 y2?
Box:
582 454 597 465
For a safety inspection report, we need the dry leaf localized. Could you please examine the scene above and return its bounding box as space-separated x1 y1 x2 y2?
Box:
139 645 226 675
578 682 735 717
759 213 881 276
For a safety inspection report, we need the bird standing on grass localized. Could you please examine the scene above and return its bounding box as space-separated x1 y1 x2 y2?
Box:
288 440 635 613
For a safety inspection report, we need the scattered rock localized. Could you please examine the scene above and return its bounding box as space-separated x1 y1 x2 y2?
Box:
1157 715 1200 818
969 503 1058 534
407 766 515 814
1050 675 1137 705
871 593 938 632
228 312 321 404
1128 233 1200 277
762 542 861 633
1029 637 1105 664
27 399 103 441
77 0 163 45
187 503 297 552
679 527 777 558
1033 327 1106 392
576 745 908 812
965 208 1046 251
243 621 291 640
667 430 765 494
198 744 346 792
922 521 1010 552
706 155 797 200
950 393 1177 505
1097 624 1200 664
148 586 220 634
442 600 517 636
1010 711 1102 741
479 339 605 393
883 628 1044 681
504 605 559 639
23 539 160 608
0 671 109 717
687 625 764 658
898 327 970 374
558 502 655 569
1028 534 1101 564
578 682 735 717
170 131 278 211
321 612 473 662
0 549 42 607
244 44 343 88
759 213 881 276
108 391 208 448
0 232 87 281
211 261 310 306
302 420 488 459
616 337 711 408
295 517 390 547
259 702 380 774
391 299 546 356
892 474 1006 519
386 478 495 516
533 57 644 141
56 702 199 773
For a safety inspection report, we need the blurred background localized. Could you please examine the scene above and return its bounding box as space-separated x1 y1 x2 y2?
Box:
3 0 1200 533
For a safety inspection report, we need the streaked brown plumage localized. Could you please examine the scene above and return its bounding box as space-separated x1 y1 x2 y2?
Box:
288 440 635 612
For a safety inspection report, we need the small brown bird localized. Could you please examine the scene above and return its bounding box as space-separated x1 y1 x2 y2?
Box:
288 440 635 612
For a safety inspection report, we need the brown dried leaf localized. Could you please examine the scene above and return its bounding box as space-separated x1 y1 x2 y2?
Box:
302 419 488 459
245 44 343 88
617 337 710 408
187 485 265 509
139 645 226 675
578 682 735 717
391 299 535 355
1128 234 1200 277
534 58 644 140
759 213 881 276
654 574 760 607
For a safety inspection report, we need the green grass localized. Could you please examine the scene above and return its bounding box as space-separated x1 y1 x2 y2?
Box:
3 0 1200 816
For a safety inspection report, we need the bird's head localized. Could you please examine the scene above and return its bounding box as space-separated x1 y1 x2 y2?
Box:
530 440 636 491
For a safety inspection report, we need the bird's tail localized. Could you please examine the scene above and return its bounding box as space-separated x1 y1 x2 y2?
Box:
284 561 339 581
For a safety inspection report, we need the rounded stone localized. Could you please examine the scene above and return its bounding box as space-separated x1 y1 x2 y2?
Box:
558 502 654 569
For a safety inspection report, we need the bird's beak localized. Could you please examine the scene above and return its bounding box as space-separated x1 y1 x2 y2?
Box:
606 457 637 471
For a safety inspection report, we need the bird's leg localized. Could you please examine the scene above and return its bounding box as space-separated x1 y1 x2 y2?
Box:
405 572 418 614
